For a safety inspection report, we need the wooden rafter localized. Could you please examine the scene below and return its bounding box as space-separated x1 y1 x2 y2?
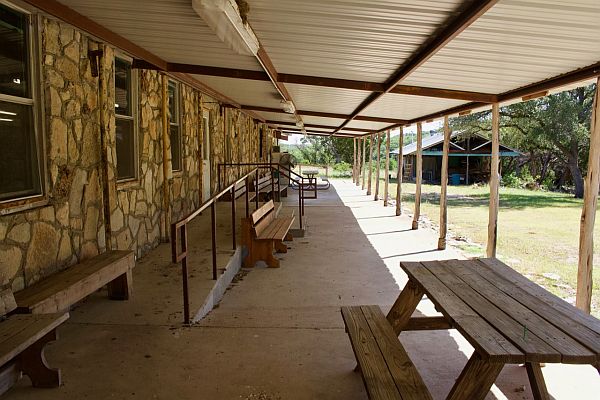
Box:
240 105 406 124
332 0 499 134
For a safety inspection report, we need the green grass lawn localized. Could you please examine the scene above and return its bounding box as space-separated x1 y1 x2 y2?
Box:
375 179 600 316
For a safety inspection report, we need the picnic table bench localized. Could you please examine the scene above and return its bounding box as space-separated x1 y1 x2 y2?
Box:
342 258 600 400
0 289 68 394
241 200 294 268
15 250 134 314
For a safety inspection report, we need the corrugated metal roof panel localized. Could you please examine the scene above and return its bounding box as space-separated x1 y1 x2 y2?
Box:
249 0 464 83
285 84 369 115
59 0 263 70
346 120 393 131
402 0 600 93
193 75 282 108
361 93 467 121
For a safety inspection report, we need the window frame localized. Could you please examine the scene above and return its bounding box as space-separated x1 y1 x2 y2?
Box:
114 54 139 183
0 2 45 209
168 79 182 173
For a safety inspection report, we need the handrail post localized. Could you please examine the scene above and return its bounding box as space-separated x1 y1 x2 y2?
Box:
245 175 250 218
255 168 259 209
270 165 275 200
181 225 190 324
217 165 221 192
231 186 236 250
211 202 217 280
299 180 303 229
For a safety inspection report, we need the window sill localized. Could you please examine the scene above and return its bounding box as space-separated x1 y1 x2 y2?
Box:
116 178 141 191
0 195 49 216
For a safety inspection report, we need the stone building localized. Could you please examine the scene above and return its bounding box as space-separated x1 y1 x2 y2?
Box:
0 5 273 293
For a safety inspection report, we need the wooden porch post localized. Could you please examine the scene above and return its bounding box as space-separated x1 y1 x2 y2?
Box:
486 103 500 258
412 123 423 230
352 138 357 183
396 127 404 216
361 136 367 189
356 138 362 186
384 130 391 206
367 135 373 195
438 116 450 250
374 133 382 201
576 77 600 313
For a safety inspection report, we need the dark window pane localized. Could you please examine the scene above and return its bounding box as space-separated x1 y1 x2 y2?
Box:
168 81 177 123
170 125 181 171
115 59 131 116
116 118 135 179
0 4 29 98
0 101 40 200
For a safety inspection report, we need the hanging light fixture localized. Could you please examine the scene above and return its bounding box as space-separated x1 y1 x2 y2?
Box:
192 0 260 56
280 100 295 114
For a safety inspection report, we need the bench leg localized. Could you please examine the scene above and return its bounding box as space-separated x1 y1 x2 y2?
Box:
526 363 550 400
254 240 280 268
284 233 293 242
446 354 503 400
108 269 133 300
19 330 61 388
275 241 288 254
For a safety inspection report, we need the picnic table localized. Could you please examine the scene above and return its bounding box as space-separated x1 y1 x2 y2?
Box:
343 258 600 400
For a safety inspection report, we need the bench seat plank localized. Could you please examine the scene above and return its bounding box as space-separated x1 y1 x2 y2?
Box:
15 251 134 314
341 306 403 400
401 262 524 363
0 313 68 367
257 217 294 241
360 306 433 400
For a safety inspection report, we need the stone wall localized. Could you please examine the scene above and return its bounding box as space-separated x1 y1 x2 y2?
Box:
0 15 272 293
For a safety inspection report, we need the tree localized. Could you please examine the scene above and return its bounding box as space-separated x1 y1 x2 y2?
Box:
451 84 596 198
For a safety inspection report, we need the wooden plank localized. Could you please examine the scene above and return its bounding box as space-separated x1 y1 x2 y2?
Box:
340 307 403 400
577 77 600 313
254 213 276 238
361 306 433 400
386 280 425 335
438 116 450 250
384 130 391 206
251 200 274 226
0 290 16 317
395 127 404 216
423 261 560 363
403 316 452 331
440 260 595 363
0 313 68 367
479 258 600 340
15 251 133 313
469 260 600 359
412 123 422 230
401 262 524 362
486 103 500 257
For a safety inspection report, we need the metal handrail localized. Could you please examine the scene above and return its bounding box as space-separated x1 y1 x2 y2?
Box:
170 167 258 324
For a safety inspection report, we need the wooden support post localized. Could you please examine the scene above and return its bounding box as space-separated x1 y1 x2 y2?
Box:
486 103 500 257
438 116 450 250
356 138 362 186
352 138 357 183
412 123 423 230
384 130 391 206
361 136 367 189
367 135 373 195
577 77 600 313
396 127 404 216
374 133 381 201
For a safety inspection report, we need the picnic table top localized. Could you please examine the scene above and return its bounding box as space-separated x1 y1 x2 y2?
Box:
401 258 600 365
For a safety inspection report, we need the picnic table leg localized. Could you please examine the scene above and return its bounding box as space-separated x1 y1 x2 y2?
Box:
446 354 503 400
386 280 425 335
525 363 550 400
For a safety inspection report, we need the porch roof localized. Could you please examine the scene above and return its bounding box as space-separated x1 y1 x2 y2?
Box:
27 0 600 137
393 131 522 156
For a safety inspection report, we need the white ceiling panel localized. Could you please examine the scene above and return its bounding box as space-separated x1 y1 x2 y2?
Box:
362 93 467 121
286 84 369 115
193 75 282 109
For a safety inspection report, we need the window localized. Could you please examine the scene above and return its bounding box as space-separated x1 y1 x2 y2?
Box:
168 80 181 171
115 57 137 180
0 3 41 202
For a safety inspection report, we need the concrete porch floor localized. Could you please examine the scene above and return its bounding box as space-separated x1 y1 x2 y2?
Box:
6 180 600 399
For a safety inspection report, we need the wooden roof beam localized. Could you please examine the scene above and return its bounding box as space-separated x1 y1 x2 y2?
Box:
265 120 371 133
240 105 407 124
332 0 499 134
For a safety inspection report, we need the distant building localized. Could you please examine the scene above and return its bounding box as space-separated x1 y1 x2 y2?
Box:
392 132 521 185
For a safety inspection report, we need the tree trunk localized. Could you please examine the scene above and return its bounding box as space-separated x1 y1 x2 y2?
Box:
567 154 585 198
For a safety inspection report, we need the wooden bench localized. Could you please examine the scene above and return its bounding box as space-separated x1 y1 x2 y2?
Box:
341 305 432 400
0 289 68 395
221 180 257 203
241 200 295 268
253 174 287 202
15 250 134 314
